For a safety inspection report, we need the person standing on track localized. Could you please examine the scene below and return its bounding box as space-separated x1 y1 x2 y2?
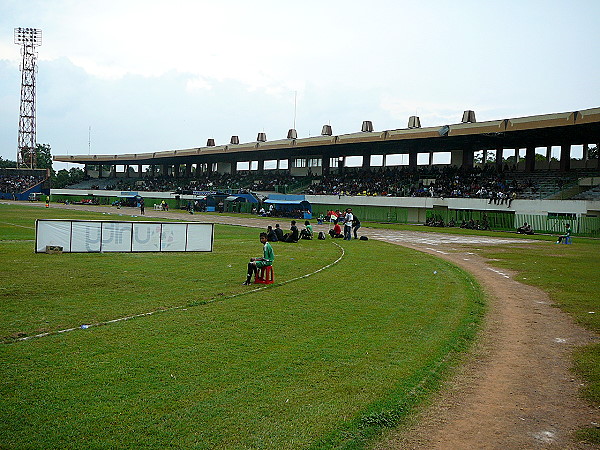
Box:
343 208 353 240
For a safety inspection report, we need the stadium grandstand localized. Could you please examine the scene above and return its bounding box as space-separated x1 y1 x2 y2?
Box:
49 107 600 235
0 168 50 201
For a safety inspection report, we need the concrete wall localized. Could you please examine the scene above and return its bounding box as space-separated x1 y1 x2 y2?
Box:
305 194 600 218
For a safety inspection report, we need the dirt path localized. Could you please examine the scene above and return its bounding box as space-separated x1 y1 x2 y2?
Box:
371 234 599 449
10 202 600 448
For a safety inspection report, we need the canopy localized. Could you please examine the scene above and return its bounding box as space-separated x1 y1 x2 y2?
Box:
264 199 311 208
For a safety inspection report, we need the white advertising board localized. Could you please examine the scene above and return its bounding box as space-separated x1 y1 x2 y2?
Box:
36 220 213 253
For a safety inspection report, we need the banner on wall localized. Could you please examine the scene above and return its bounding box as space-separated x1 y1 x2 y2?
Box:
35 220 214 253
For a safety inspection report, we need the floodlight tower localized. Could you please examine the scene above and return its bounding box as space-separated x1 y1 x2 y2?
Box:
14 27 42 169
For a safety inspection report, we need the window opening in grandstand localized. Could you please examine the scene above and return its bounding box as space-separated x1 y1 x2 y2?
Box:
264 160 278 170
417 153 430 165
307 158 322 168
385 153 409 166
571 144 583 159
503 148 516 164
279 159 289 170
294 158 306 168
329 157 339 168
250 161 258 171
237 161 250 171
370 154 383 167
433 152 452 165
344 156 362 167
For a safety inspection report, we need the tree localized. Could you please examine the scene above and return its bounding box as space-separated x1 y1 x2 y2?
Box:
0 157 17 168
35 143 53 170
52 167 85 189
589 145 598 159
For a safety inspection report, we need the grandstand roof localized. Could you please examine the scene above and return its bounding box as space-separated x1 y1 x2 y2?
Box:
54 107 600 166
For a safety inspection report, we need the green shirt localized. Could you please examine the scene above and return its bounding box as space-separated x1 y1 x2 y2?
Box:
263 242 274 265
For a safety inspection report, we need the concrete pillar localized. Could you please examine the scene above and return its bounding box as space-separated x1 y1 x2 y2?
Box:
98 164 103 178
560 144 571 171
525 146 535 172
495 146 504 171
461 148 474 168
322 155 330 175
482 149 488 166
138 165 143 178
125 165 130 178
362 153 370 170
409 151 417 169
583 143 589 161
258 160 265 173
185 164 192 178
546 145 552 161
428 152 434 166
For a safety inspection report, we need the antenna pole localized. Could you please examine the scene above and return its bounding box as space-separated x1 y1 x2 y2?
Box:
293 91 297 130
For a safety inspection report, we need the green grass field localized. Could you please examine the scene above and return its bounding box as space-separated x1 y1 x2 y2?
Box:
0 204 484 448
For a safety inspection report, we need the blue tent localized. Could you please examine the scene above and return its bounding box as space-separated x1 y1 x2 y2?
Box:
263 198 312 219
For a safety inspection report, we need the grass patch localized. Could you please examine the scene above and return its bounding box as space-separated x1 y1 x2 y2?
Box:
0 203 484 448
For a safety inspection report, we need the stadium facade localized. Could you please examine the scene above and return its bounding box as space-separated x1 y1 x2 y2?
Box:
53 107 600 235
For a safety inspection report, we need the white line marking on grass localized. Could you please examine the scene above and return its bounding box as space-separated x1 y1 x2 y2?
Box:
487 267 510 278
425 247 449 255
0 221 35 229
9 241 346 343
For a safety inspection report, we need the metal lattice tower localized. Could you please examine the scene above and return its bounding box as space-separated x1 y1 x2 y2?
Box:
14 27 42 169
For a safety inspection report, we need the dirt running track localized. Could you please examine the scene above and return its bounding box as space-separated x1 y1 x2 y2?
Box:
10 202 600 448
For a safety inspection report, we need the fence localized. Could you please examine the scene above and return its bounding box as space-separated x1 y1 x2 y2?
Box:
311 204 409 224
425 209 600 237
514 214 600 237
426 210 515 230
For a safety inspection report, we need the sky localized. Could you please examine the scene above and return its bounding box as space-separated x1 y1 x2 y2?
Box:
1 0 599 171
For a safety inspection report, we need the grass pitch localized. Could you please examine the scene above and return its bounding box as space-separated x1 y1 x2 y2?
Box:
0 203 483 448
